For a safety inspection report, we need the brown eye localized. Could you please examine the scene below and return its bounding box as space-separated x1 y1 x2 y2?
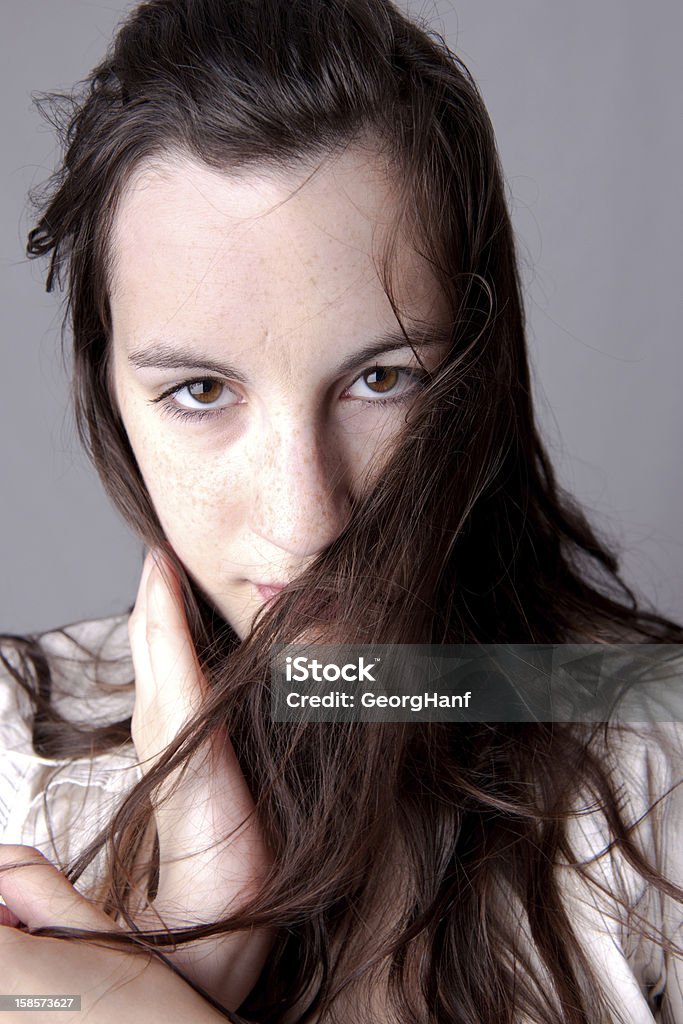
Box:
345 366 423 403
364 367 399 393
170 378 240 412
186 380 225 404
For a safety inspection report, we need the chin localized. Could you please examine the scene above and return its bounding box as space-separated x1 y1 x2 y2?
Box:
220 600 260 642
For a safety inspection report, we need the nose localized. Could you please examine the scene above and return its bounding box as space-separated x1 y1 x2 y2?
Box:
249 416 352 559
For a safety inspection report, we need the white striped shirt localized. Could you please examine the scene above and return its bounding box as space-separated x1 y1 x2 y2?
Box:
0 614 681 1021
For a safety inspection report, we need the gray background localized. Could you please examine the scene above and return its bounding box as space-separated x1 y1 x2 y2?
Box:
1 0 681 634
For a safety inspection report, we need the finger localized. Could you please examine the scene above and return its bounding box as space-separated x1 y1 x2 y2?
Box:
148 552 204 692
144 552 206 719
0 845 118 934
127 550 155 682
0 901 21 928
130 550 200 698
129 550 208 767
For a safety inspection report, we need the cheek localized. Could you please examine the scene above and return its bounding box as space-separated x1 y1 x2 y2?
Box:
126 423 246 562
339 407 412 487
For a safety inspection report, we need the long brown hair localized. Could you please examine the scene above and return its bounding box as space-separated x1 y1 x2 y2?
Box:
7 0 682 1020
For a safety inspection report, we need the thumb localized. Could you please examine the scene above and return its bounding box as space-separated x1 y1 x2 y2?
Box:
0 844 118 934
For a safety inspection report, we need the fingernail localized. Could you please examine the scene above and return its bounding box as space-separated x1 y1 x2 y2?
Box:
148 548 172 594
0 903 21 929
144 547 165 572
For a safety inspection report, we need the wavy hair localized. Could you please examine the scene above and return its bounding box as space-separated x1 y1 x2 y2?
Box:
7 0 683 1021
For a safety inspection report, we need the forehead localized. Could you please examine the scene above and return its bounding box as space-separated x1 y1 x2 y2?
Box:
108 146 445 339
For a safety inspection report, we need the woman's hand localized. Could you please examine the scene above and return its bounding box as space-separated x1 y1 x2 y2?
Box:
0 844 228 1023
127 550 273 1010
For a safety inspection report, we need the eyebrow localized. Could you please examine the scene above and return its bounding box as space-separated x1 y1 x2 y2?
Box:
127 328 451 381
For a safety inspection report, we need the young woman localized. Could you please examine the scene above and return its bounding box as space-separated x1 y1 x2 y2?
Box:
1 1 681 1021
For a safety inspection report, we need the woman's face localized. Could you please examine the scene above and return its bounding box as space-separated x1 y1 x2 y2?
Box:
110 147 448 638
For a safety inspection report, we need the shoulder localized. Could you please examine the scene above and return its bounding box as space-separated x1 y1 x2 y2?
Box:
563 646 683 899
38 612 135 726
0 612 134 728
0 611 137 820
560 721 683 1020
0 614 140 894
0 606 137 798
599 722 683 888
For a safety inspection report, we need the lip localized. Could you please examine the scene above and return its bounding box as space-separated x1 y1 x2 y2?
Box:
253 582 288 603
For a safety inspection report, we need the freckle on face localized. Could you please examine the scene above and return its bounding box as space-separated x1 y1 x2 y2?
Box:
109 146 449 639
